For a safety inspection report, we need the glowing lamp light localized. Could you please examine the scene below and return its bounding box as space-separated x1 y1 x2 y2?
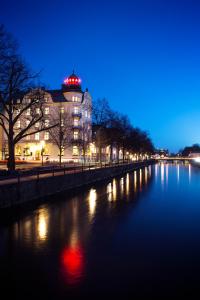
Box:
194 157 200 163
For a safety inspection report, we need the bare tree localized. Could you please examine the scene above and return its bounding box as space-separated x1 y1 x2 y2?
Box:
0 25 57 171
48 107 72 167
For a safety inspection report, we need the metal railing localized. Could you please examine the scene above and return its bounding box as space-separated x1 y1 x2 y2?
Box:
0 160 152 184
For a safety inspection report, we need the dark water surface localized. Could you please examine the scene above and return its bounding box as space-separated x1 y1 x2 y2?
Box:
1 163 200 299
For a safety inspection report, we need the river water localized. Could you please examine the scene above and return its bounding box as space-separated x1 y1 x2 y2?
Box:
1 162 200 299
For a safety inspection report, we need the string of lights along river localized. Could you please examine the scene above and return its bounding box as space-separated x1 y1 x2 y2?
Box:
2 163 200 299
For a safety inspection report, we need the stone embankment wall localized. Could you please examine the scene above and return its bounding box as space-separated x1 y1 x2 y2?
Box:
0 160 155 209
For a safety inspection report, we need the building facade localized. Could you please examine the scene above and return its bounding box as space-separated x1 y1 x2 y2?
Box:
1 72 92 162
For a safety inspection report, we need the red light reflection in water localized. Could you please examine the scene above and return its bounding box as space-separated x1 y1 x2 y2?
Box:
61 245 84 285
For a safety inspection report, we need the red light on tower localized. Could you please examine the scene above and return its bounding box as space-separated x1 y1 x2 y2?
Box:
63 72 81 86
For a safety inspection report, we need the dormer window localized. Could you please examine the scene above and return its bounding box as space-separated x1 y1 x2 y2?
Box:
72 96 80 102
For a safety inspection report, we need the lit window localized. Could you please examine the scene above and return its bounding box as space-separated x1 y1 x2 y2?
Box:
74 118 79 126
26 108 31 116
72 96 80 102
26 120 30 127
74 131 78 140
16 120 20 129
85 110 88 118
35 122 39 128
36 108 40 114
44 107 49 115
73 146 79 155
74 106 79 114
60 107 64 114
35 133 40 140
45 119 49 127
44 97 48 103
44 132 49 140
16 108 21 115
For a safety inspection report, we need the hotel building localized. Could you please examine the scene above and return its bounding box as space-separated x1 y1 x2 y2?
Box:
0 72 92 162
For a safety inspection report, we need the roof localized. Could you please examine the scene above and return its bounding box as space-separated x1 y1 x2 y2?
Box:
47 90 67 102
47 89 84 103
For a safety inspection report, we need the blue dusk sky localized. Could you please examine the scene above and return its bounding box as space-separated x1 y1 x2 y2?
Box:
1 0 200 152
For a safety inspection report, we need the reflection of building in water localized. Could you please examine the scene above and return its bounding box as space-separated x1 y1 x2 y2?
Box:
126 173 130 196
177 164 180 183
120 177 124 196
88 188 97 218
112 178 117 201
145 167 148 185
139 169 142 190
161 163 164 185
61 244 84 285
166 164 169 185
134 171 137 191
107 182 112 202
189 164 191 183
38 210 48 241
155 164 158 180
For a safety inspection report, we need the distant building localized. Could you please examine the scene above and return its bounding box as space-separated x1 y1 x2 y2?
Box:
0 72 92 162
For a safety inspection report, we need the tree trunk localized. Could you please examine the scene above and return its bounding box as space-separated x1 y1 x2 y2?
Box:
8 140 15 171
59 146 62 168
110 144 113 163
122 146 125 163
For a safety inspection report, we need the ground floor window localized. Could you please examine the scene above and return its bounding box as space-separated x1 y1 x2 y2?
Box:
73 146 79 156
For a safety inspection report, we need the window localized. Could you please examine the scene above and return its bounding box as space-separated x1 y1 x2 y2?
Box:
85 110 88 118
60 107 64 114
72 96 80 102
45 119 49 127
74 131 78 140
36 108 40 114
26 120 30 127
35 122 39 128
35 133 40 140
74 118 79 126
26 135 30 140
44 97 48 103
74 106 79 114
27 98 31 103
17 99 21 104
61 119 64 127
44 107 49 115
26 108 31 116
44 132 49 140
16 120 20 129
16 108 21 115
73 146 79 156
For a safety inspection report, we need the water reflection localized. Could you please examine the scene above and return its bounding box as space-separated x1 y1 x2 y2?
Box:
189 164 191 183
61 245 84 285
177 164 180 183
88 188 97 219
5 166 154 290
37 209 48 241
